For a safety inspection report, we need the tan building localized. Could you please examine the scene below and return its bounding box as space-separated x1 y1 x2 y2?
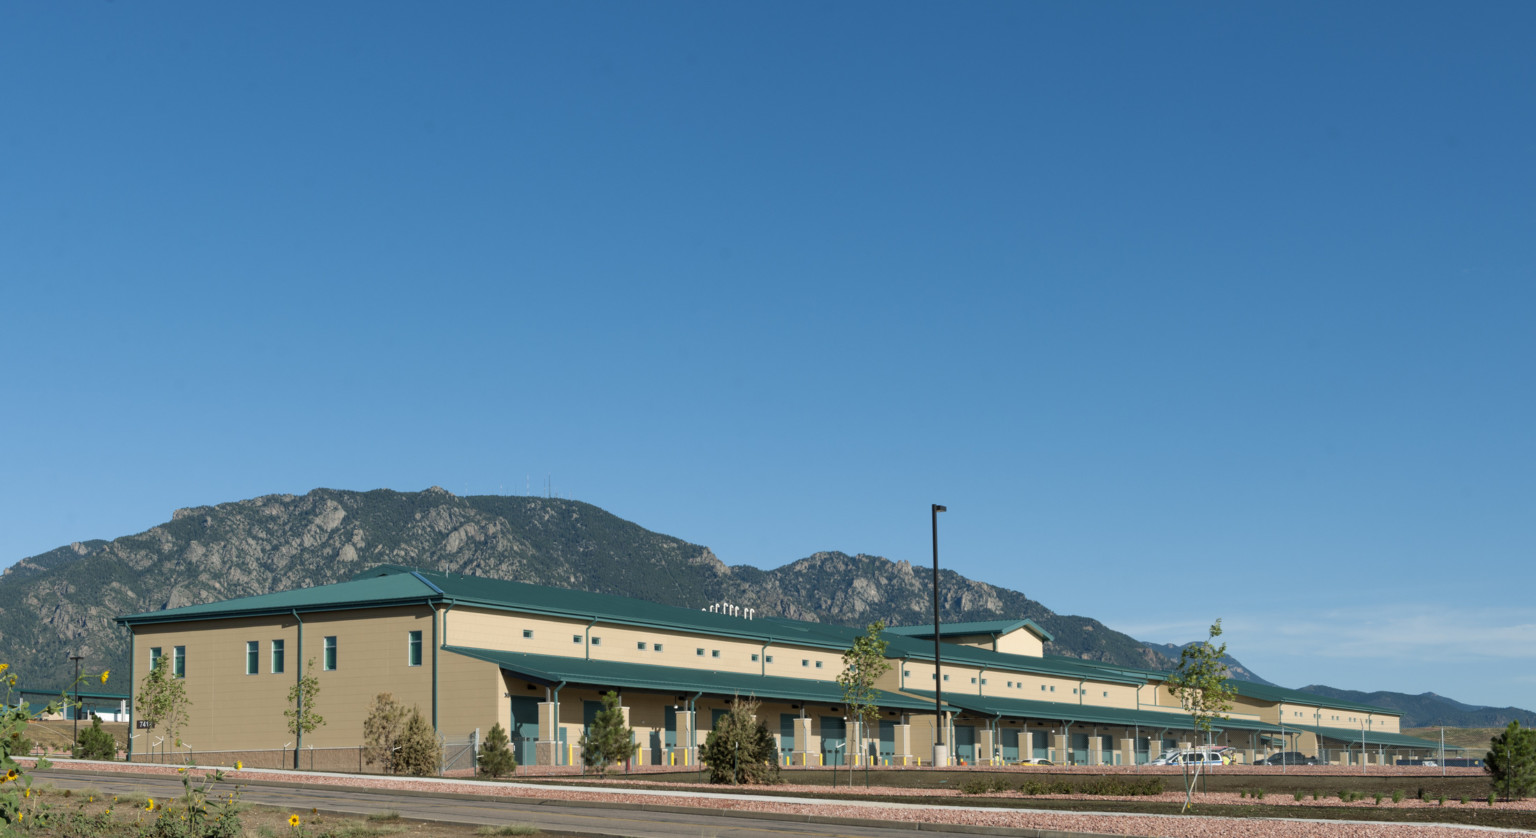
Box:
115 565 1444 769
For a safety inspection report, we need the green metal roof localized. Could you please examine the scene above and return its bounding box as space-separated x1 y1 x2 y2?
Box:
1283 723 1459 751
882 635 1149 686
886 619 1055 643
898 689 1287 734
1228 681 1392 716
115 572 441 625
443 646 952 713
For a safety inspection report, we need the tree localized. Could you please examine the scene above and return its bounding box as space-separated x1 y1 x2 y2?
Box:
838 620 891 781
73 715 118 760
362 693 410 774
700 696 779 785
395 706 441 776
1165 619 1235 813
578 691 636 773
284 658 325 769
1486 721 1536 801
136 653 192 759
477 721 517 778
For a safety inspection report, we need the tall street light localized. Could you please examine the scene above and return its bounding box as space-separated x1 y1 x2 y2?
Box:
931 503 946 767
69 653 84 748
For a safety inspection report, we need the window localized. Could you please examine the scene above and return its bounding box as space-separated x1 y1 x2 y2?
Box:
323 636 337 671
751 653 759 662
711 650 719 658
590 636 601 647
1040 685 1046 691
981 679 988 685
697 648 706 657
904 670 912 677
802 659 810 667
150 647 162 669
573 635 582 644
522 630 533 639
815 660 823 669
408 630 423 666
271 639 285 674
638 642 648 651
1102 691 1108 698
1006 681 1013 688
764 655 772 663
970 677 977 684
1050 685 1055 692
245 641 258 675
942 673 948 681
173 646 186 678
654 643 664 652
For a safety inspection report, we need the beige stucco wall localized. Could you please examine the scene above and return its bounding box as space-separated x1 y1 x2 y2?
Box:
445 606 843 681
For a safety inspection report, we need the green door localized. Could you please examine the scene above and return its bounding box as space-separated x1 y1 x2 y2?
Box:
1070 733 1089 765
954 725 976 763
510 697 540 768
779 714 797 761
820 717 845 766
1032 730 1050 760
1001 728 1020 762
878 720 895 760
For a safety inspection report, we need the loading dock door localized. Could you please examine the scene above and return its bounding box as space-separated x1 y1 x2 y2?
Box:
954 725 976 763
1001 728 1020 762
780 714 797 761
820 716 846 766
510 697 540 767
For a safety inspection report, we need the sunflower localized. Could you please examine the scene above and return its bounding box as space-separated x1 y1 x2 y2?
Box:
0 663 9 673
100 670 110 684
3 768 16 782
146 798 156 811
288 814 301 827
235 760 243 770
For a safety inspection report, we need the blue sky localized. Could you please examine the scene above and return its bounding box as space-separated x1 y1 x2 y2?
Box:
3 2 1532 711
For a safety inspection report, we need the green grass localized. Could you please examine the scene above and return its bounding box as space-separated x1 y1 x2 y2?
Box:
367 811 403 822
326 820 407 838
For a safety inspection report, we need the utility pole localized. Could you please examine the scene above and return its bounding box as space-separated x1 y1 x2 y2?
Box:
931 503 946 768
69 653 84 750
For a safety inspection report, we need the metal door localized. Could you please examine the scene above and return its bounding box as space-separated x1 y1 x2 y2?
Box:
510 697 540 767
820 716 845 766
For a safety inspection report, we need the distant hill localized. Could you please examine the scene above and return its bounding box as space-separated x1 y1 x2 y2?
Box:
0 487 1171 692
1297 685 1536 729
1140 641 1275 686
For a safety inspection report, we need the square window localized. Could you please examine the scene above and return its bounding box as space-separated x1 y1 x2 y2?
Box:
173 646 186 678
245 641 258 675
942 674 949 681
981 678 987 685
1103 691 1108 698
904 670 911 677
1040 685 1046 691
802 660 810 667
764 655 772 663
654 643 664 652
751 654 759 662
573 635 582 644
815 660 823 669
522 630 533 639
1050 685 1055 692
408 630 423 666
323 636 337 671
970 677 976 684
591 637 601 646
271 639 285 674
637 642 647 651
697 648 706 657
711 650 719 658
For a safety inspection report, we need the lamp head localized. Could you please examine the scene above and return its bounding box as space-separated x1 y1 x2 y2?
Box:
933 504 946 513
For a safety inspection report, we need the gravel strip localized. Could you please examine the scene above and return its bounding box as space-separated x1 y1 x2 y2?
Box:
26 759 1531 838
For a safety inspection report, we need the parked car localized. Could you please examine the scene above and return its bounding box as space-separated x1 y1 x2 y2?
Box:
1262 751 1319 766
1018 757 1054 765
1151 749 1225 766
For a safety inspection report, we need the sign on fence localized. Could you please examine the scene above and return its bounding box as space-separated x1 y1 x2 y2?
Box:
136 720 155 729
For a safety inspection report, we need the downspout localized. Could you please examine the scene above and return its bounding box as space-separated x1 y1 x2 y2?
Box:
551 682 565 766
688 691 703 766
979 667 987 695
1078 678 1085 705
584 617 598 660
760 640 771 676
899 656 909 690
291 609 305 769
429 600 443 734
125 624 135 762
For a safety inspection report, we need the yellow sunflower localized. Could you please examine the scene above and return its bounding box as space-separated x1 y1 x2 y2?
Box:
288 814 301 827
3 768 16 782
235 760 243 770
100 670 110 684
0 663 8 672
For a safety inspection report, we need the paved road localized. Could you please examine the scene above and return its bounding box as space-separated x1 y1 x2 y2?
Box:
36 769 1087 838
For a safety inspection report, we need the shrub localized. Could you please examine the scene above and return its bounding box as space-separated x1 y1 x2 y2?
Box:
73 715 117 760
1255 789 1265 800
960 778 992 795
1373 793 1382 805
1488 792 1497 806
579 691 636 774
1312 790 1321 800
1460 795 1469 805
699 697 779 785
1019 778 1074 796
395 707 441 777
1293 791 1304 802
1079 776 1163 797
1438 794 1446 806
362 694 410 774
478 722 517 779
1392 789 1404 803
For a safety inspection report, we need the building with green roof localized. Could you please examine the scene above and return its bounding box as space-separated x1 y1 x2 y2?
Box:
114 564 1434 770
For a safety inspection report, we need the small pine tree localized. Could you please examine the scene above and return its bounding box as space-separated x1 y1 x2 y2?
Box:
395 706 441 777
478 721 517 778
73 715 118 760
579 691 636 773
1486 720 1536 801
700 696 780 785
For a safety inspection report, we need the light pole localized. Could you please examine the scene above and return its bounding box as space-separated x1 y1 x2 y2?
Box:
69 654 84 750
931 503 946 768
